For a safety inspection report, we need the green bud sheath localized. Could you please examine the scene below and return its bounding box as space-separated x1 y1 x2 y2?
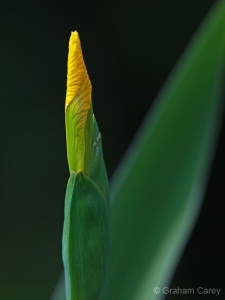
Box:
63 31 109 300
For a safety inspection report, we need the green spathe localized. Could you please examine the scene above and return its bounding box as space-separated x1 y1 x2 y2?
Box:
65 103 93 174
63 116 109 300
63 172 108 300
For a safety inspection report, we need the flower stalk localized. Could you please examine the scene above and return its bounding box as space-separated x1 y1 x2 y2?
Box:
62 31 110 300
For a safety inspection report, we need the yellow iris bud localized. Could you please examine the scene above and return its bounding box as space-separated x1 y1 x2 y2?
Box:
65 31 93 173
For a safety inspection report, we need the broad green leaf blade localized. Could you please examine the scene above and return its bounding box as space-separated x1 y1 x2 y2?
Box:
63 172 109 300
100 1 225 300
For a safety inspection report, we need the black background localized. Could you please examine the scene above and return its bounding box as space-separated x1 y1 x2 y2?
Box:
0 0 224 299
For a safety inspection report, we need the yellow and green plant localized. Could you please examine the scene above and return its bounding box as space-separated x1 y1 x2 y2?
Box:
51 1 225 300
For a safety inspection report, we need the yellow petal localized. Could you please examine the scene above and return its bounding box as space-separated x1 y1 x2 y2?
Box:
65 31 92 110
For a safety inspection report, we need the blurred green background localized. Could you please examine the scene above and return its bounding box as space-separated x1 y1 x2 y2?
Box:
0 0 224 299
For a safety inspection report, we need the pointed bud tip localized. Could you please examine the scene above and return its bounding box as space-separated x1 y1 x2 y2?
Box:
65 30 87 110
69 31 79 47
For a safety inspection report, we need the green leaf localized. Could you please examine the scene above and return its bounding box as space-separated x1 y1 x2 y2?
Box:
99 1 225 300
62 116 109 300
63 171 108 300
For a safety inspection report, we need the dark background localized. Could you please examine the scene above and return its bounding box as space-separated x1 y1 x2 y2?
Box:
0 0 224 299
